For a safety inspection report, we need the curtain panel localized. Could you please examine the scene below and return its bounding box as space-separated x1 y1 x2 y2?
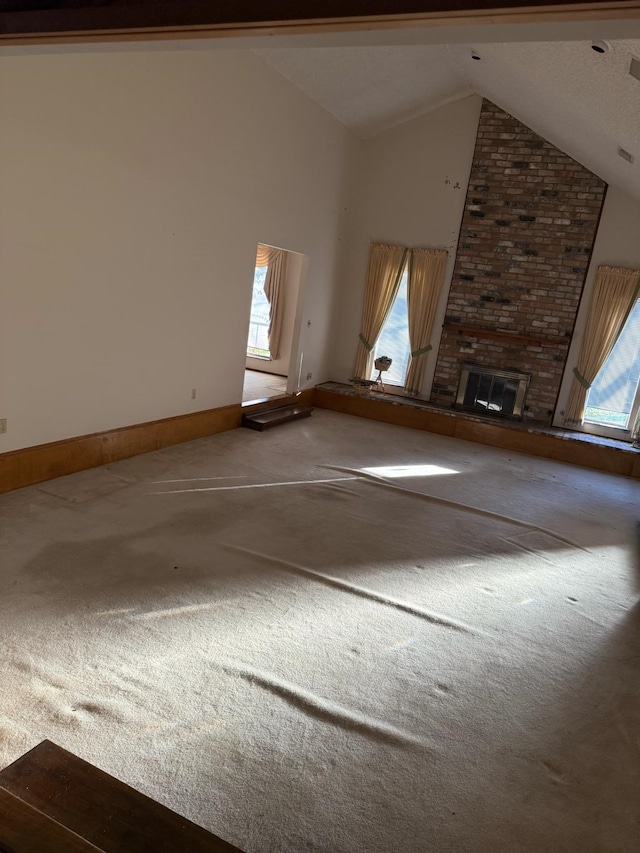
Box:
353 243 408 380
255 243 276 268
564 265 640 426
404 248 448 395
255 243 287 360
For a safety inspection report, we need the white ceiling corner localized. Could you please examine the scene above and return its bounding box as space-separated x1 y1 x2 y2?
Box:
460 39 640 200
256 45 473 138
256 38 640 200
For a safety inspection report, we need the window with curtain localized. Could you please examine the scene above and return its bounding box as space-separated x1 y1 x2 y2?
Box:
247 265 270 359
246 243 288 361
371 269 410 386
583 297 640 431
563 265 640 437
354 242 446 392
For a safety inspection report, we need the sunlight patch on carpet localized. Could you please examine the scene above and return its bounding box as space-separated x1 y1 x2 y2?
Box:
361 464 459 478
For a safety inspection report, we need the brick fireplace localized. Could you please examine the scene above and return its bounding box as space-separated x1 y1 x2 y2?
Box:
431 100 606 424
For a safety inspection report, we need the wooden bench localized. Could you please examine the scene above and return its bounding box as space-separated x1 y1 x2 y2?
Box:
0 740 245 852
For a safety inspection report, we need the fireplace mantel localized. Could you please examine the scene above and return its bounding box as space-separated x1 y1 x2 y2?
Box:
443 322 556 347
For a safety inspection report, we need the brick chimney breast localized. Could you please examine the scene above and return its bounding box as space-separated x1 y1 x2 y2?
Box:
431 100 606 424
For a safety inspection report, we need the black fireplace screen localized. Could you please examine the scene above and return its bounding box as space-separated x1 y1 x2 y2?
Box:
456 364 530 419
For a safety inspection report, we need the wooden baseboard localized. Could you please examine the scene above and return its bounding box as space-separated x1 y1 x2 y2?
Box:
4 384 634 495
314 387 458 437
314 387 640 479
0 388 318 495
0 404 243 495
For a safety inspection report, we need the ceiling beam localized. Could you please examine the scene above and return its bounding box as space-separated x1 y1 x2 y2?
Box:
1 1 639 45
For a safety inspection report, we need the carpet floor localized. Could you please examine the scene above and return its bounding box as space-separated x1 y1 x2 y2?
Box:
243 370 288 403
1 410 639 852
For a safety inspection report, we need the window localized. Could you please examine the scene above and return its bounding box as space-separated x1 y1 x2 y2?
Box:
247 265 270 359
371 269 410 387
584 298 640 432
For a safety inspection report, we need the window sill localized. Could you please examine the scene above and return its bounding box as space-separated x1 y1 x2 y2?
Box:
370 382 410 396
573 421 633 443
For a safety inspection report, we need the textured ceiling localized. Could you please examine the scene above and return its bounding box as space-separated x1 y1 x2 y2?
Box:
257 39 640 199
256 45 473 138
2 10 638 199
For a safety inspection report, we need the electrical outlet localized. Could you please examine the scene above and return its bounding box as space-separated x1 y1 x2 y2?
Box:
0 419 6 434
191 389 197 399
306 372 313 381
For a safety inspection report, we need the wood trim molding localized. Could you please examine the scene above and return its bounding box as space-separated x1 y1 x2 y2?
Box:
443 322 554 347
314 387 640 478
1 2 638 45
1 383 635 495
0 388 317 495
315 387 458 436
0 404 242 495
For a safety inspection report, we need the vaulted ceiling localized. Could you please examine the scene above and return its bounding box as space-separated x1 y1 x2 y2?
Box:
257 39 640 199
2 3 639 200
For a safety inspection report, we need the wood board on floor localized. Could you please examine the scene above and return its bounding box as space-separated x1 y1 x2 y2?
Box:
0 740 244 853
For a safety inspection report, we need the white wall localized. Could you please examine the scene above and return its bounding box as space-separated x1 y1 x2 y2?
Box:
553 185 640 425
329 95 482 393
0 49 357 453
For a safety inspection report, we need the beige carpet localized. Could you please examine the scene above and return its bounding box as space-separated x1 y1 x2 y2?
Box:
1 410 639 852
243 369 288 403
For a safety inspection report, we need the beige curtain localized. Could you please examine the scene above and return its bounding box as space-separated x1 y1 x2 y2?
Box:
255 244 287 360
564 265 640 426
255 243 274 268
404 248 448 395
354 243 408 379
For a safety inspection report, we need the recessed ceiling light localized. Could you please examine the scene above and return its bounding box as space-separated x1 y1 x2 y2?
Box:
591 40 612 54
470 50 482 61
618 147 634 164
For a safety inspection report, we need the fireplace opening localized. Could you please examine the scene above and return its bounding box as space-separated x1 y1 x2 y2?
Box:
456 364 530 420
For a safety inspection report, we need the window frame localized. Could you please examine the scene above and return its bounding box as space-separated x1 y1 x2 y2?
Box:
570 296 640 441
246 264 272 361
370 265 411 392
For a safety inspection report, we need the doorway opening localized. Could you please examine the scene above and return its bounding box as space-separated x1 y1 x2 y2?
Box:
242 243 306 405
